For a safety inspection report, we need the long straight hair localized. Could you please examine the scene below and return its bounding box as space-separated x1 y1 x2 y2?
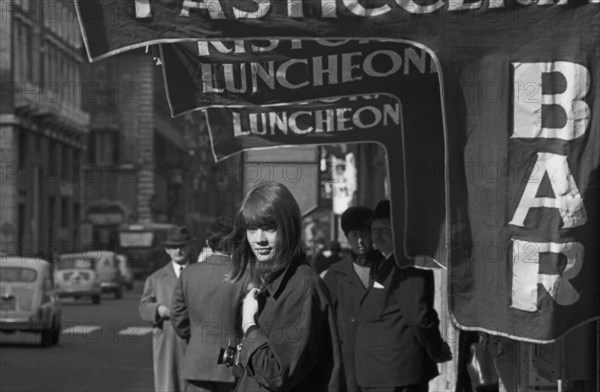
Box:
226 182 305 283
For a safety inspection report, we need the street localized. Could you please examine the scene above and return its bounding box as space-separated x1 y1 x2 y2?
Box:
0 282 154 392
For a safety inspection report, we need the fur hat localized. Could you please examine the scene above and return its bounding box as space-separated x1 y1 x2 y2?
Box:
341 206 373 233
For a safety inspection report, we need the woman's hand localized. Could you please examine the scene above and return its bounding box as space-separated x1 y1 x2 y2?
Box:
242 287 260 333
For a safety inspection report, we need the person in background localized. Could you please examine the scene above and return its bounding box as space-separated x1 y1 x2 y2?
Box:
197 217 234 262
358 199 451 392
312 240 343 275
171 217 249 392
322 206 384 391
227 181 341 392
139 226 194 392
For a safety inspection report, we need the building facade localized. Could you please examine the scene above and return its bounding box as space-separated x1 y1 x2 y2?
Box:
82 49 243 250
0 0 89 258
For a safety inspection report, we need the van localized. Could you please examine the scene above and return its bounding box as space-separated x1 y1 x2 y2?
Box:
117 223 177 279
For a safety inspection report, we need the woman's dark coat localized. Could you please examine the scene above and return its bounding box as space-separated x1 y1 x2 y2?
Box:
235 261 341 392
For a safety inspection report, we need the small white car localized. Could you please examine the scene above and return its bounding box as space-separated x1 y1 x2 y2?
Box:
58 251 123 300
54 253 102 304
0 256 62 346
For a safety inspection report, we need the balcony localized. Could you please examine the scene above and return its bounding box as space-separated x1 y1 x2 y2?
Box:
14 82 90 133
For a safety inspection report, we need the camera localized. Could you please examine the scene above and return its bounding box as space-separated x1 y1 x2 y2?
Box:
217 340 243 376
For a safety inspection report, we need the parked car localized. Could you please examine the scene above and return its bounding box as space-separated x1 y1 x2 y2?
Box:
116 254 134 290
54 253 102 304
0 256 62 346
93 251 123 299
59 251 123 299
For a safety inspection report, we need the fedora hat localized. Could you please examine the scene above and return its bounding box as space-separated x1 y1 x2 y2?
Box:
163 226 194 247
372 200 390 220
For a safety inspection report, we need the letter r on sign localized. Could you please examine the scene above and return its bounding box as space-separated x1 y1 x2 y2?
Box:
511 239 583 312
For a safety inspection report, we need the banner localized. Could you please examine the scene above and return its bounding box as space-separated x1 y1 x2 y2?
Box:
204 94 446 265
205 95 400 160
75 1 599 62
160 39 439 112
162 40 448 270
74 0 600 342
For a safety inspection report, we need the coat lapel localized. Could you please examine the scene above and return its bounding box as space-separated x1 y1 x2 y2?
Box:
338 258 368 304
161 263 178 294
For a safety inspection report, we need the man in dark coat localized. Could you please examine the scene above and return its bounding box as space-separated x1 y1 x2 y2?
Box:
139 226 194 392
171 217 249 392
355 200 452 392
323 206 384 392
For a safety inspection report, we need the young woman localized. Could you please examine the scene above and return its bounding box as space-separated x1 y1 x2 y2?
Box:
226 181 341 392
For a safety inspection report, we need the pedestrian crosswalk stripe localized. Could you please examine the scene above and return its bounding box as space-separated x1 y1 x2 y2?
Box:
62 325 102 335
118 326 153 336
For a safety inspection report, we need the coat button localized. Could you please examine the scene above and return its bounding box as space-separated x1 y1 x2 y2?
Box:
349 316 356 322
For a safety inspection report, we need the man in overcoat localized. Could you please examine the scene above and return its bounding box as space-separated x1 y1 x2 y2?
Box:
171 217 249 392
139 226 194 392
323 206 383 392
355 200 451 392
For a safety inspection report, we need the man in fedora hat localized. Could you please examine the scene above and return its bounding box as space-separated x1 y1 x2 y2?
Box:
139 225 195 392
355 200 451 392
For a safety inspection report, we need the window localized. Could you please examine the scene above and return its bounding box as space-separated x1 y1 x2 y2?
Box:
22 0 31 12
61 145 70 181
36 134 42 156
72 149 81 183
48 196 56 243
0 267 38 283
14 21 22 81
24 25 34 83
89 131 119 165
48 140 60 179
61 197 69 228
57 257 94 270
19 130 28 168
73 203 81 243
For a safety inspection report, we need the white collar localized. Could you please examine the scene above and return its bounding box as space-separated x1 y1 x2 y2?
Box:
172 261 187 278
197 247 227 262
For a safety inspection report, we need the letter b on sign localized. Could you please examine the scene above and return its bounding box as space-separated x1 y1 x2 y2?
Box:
512 61 590 141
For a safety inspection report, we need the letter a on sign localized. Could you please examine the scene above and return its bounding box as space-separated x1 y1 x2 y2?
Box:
509 153 587 229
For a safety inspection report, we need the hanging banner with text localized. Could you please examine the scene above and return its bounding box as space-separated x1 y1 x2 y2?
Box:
204 95 446 272
160 39 439 116
162 39 449 271
73 0 600 342
74 0 598 62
